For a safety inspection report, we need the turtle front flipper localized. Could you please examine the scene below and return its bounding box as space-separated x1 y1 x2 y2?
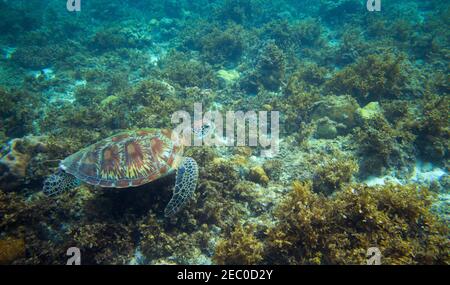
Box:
164 157 198 217
43 169 80 196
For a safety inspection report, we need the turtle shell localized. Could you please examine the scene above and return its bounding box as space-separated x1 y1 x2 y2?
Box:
60 129 184 188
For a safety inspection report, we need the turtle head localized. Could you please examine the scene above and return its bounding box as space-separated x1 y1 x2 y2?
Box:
43 169 80 196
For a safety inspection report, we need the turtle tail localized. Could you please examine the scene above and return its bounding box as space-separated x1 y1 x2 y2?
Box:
164 157 198 217
43 169 80 196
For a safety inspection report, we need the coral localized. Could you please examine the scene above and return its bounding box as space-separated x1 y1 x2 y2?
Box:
11 44 73 69
272 90 320 135
217 69 240 86
290 63 329 87
216 0 255 24
262 159 283 181
240 42 286 93
232 181 257 201
0 2 41 36
213 224 263 265
262 20 296 49
321 0 361 23
255 43 286 91
0 237 25 264
314 117 340 139
74 85 106 106
68 222 135 264
0 189 86 264
262 18 323 50
265 181 450 264
326 53 412 102
292 18 324 47
161 51 218 88
248 166 269 186
0 87 41 141
311 95 360 134
200 24 245 64
313 156 358 195
335 27 369 64
0 136 49 191
353 111 416 176
192 158 245 228
357 101 383 121
0 0 448 266
139 214 213 264
89 23 152 51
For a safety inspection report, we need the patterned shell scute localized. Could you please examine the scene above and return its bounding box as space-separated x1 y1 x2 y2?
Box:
61 129 183 188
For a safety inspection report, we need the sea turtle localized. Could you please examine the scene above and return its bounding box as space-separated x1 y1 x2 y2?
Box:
42 127 204 217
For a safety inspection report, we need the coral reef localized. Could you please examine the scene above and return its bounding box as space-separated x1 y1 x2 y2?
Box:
213 224 264 265
0 0 448 265
248 166 270 186
326 53 414 102
313 156 358 196
353 114 415 176
0 136 50 191
265 181 449 265
200 24 246 64
415 93 449 162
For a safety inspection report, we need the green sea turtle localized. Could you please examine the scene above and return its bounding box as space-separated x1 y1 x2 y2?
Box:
43 128 202 217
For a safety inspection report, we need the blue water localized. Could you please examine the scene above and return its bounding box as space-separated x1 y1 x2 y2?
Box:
0 0 448 265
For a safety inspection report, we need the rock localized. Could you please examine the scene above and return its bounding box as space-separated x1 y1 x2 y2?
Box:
217 69 240 85
315 117 339 139
0 136 48 191
311 95 360 133
357 101 383 121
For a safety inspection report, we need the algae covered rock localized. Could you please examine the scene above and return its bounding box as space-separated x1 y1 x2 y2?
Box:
314 117 340 139
0 136 49 191
357 101 383 121
217 69 240 86
248 166 270 186
311 95 360 134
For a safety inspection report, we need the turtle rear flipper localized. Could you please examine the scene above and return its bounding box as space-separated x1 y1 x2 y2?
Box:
164 157 198 217
43 169 80 196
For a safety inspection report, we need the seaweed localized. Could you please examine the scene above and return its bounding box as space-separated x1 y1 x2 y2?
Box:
327 52 411 102
415 93 450 162
200 24 246 64
353 114 415 176
265 181 449 264
213 224 263 265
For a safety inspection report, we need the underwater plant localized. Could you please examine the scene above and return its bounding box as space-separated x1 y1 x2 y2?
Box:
200 24 246 65
312 157 358 196
160 52 218 89
213 224 264 265
326 52 413 103
265 181 449 265
353 114 415 176
0 88 42 142
414 93 450 162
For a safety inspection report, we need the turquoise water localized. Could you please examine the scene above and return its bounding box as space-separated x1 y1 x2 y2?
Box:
0 0 448 265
